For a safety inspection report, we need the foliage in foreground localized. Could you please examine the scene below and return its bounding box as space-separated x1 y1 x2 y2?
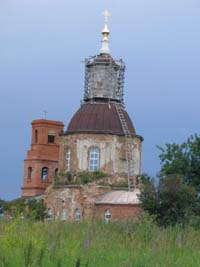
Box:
139 135 200 226
139 174 199 226
158 134 200 191
1 217 200 267
0 198 47 220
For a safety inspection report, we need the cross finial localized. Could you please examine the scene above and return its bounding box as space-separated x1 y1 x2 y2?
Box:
43 110 48 120
103 9 110 24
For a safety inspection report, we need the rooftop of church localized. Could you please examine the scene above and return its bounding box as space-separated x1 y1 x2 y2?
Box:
95 190 141 205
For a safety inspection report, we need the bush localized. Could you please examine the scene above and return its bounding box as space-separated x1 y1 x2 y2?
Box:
139 174 197 226
54 171 107 186
0 198 47 221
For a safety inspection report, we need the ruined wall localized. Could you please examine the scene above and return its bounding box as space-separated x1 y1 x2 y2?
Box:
45 185 112 221
59 133 142 177
45 185 141 221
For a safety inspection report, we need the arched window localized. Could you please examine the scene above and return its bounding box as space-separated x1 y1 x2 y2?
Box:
55 168 58 176
66 149 71 171
48 208 53 221
35 130 38 144
74 208 81 221
61 209 67 221
89 147 99 171
28 167 32 180
104 209 111 223
41 167 48 181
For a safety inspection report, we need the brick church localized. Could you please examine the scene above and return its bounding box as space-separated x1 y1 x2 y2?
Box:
21 11 143 222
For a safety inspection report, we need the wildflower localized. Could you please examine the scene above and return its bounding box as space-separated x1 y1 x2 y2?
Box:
84 239 89 251
176 235 182 248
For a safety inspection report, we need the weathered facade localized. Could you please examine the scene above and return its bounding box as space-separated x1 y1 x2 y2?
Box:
21 11 143 222
46 186 141 222
59 132 142 176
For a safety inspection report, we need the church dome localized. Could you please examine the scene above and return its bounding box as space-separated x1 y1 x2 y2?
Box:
65 102 135 136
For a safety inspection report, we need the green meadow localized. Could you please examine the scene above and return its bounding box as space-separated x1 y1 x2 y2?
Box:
0 217 200 267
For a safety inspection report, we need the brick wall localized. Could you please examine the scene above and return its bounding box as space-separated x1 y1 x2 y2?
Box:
45 185 141 221
95 204 142 221
21 119 64 197
45 185 112 221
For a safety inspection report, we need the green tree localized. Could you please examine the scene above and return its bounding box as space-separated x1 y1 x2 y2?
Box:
25 199 47 220
158 134 200 191
139 174 197 226
0 198 47 220
140 135 200 226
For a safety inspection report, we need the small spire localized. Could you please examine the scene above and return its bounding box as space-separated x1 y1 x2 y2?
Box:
100 9 110 54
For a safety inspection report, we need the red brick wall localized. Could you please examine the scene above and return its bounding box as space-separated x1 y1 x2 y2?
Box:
95 204 142 221
21 119 64 197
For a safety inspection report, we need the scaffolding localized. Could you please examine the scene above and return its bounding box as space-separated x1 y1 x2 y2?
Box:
116 59 125 107
83 56 125 105
83 55 134 190
83 58 90 101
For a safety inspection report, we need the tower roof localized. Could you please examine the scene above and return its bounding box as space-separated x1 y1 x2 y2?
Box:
65 102 135 136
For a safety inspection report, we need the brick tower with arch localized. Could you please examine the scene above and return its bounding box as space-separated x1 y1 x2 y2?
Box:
21 119 64 197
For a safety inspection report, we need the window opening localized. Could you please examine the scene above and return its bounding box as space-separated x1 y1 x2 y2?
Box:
74 208 81 221
89 147 99 171
48 208 53 221
61 209 67 221
41 167 48 181
48 135 55 143
66 149 71 171
105 209 111 223
28 167 32 180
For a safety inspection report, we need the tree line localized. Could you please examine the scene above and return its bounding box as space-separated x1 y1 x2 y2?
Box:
0 198 47 220
139 134 200 226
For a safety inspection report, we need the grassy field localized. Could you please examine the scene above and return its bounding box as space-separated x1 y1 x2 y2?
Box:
0 216 200 267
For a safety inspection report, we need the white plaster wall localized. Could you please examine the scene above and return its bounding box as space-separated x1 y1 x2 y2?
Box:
61 134 142 176
132 138 142 175
76 136 123 173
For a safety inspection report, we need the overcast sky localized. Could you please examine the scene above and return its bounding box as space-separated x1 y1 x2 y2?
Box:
0 0 200 200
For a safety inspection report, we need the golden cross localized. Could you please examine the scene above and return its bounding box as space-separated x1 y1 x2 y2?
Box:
103 9 110 24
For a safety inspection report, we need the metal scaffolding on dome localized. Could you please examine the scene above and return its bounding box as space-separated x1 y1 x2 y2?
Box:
116 59 125 107
83 56 125 106
83 58 90 101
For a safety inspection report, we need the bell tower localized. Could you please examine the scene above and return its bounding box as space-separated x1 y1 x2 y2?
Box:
21 119 64 197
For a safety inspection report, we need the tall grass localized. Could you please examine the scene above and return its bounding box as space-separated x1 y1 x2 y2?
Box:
0 217 200 267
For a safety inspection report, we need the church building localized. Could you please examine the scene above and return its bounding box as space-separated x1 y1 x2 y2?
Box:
21 11 143 222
